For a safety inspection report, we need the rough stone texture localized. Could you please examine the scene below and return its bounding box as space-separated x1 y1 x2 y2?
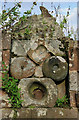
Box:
77 71 79 92
17 108 32 118
11 40 31 56
10 57 36 79
42 56 68 82
69 90 76 108
76 91 79 108
2 33 11 50
34 66 43 77
47 108 78 118
45 39 65 56
31 108 78 118
0 108 78 119
18 78 58 107
57 80 66 99
1 108 12 119
2 50 10 71
0 90 11 108
27 45 51 64
69 47 78 71
69 71 77 91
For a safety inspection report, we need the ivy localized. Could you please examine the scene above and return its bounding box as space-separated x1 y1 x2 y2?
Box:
1 62 23 108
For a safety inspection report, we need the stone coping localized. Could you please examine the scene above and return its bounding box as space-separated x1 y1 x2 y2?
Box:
0 108 78 119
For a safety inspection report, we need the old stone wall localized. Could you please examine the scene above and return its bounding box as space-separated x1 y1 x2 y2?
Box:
0 6 79 119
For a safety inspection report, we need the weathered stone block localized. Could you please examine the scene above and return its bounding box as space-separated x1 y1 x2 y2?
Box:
2 33 11 50
11 40 31 56
45 39 65 56
18 78 58 107
17 108 32 118
0 108 78 119
1 108 12 118
10 57 36 79
57 80 66 99
31 108 48 118
69 71 77 91
0 90 11 108
34 66 43 77
2 50 10 70
69 90 76 108
69 47 78 71
46 108 78 118
27 45 51 64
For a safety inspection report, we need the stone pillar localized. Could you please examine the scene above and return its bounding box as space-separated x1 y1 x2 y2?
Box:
69 41 78 108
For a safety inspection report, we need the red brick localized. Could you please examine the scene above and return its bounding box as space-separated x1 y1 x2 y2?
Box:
0 30 2 50
2 50 10 70
2 33 11 50
0 51 2 70
69 90 76 108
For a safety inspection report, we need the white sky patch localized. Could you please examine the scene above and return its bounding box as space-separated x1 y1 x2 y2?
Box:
1 0 79 2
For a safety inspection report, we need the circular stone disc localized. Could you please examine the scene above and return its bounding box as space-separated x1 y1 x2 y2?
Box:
10 57 36 79
42 56 68 82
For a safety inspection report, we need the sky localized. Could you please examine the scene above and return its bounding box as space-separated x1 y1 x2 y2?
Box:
0 1 78 40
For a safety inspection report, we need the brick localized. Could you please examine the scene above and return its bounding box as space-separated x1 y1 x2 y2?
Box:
2 50 10 70
2 33 11 50
0 50 2 70
0 30 2 50
69 90 76 108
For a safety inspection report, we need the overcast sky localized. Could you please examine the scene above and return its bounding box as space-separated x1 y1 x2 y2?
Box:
0 1 78 39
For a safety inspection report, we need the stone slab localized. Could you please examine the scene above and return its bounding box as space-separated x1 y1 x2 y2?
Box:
57 80 66 99
0 108 78 119
69 71 77 91
69 90 76 108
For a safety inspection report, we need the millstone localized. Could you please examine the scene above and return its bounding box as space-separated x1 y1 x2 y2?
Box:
42 56 68 82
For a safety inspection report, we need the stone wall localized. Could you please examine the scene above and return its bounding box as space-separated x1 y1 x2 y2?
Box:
0 6 79 119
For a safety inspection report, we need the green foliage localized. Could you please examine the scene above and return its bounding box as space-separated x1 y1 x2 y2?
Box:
24 10 31 15
2 62 23 108
54 95 69 108
1 2 21 31
28 105 36 108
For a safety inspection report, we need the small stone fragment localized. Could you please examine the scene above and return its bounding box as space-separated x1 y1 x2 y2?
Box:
34 66 43 77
